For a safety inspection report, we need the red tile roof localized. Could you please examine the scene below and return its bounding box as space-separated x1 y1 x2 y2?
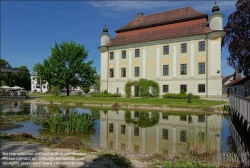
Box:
226 76 250 86
106 18 211 47
225 77 246 86
116 7 208 33
105 7 211 47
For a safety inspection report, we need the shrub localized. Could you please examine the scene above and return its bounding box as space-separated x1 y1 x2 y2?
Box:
20 91 27 96
162 93 200 99
91 93 121 97
162 93 187 99
124 80 137 98
77 91 82 96
192 95 200 99
50 85 60 96
180 89 186 94
187 93 193 103
104 89 108 94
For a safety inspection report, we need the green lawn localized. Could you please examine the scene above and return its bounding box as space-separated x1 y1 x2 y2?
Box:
31 94 227 110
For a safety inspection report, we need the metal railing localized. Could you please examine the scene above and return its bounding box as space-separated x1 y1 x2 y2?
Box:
229 94 250 126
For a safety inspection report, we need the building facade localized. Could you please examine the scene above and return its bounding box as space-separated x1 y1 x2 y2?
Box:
99 5 225 98
30 74 49 93
100 109 222 159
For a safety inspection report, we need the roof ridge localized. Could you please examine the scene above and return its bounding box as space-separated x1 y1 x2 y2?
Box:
144 6 204 17
116 6 208 33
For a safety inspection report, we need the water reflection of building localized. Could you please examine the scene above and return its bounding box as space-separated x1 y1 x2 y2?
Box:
100 110 222 158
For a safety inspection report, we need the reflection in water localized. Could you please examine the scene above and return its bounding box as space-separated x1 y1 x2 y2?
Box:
100 110 222 159
0 101 30 114
2 122 42 136
2 102 246 163
125 111 159 128
227 116 250 166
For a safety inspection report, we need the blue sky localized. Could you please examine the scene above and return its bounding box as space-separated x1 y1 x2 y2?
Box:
1 1 237 76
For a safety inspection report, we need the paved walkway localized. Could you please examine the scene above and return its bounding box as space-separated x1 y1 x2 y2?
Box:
201 97 229 102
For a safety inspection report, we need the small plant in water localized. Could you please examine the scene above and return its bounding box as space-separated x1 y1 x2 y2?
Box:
47 112 94 133
187 121 218 155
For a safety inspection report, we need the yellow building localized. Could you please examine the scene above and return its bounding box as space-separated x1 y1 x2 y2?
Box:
99 5 225 98
100 110 222 159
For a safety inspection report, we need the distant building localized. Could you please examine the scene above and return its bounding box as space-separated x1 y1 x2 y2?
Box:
30 74 49 93
222 74 234 97
225 76 250 97
99 4 225 98
222 68 250 97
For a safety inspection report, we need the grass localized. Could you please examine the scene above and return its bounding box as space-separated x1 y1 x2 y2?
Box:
32 95 226 111
147 156 216 168
187 122 218 155
0 132 55 147
97 153 132 167
47 112 94 133
140 154 217 168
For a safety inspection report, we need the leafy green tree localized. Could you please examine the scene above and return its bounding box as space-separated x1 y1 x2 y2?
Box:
222 0 250 76
0 59 11 86
0 59 30 89
82 86 90 95
13 66 31 90
33 41 96 96
93 74 100 92
50 85 60 96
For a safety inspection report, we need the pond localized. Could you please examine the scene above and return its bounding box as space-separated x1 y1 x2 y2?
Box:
0 101 242 161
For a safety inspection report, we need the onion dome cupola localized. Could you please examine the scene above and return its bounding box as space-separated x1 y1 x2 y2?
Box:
100 25 111 46
208 1 224 30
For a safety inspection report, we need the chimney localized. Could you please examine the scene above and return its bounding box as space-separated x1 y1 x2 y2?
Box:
137 12 143 18
234 67 242 79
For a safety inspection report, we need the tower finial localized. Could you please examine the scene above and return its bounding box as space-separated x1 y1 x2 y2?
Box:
102 25 108 34
212 0 220 12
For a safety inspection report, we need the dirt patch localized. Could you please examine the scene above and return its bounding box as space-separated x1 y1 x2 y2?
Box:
57 137 82 150
13 132 35 141
203 107 215 112
56 137 95 152
112 103 121 111
112 103 121 108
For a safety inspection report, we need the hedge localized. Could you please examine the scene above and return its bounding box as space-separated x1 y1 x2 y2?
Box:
162 93 200 99
91 93 121 97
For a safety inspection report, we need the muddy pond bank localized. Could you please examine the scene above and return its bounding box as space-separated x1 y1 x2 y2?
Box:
23 99 227 114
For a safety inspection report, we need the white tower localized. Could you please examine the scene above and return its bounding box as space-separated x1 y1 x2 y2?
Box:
209 2 224 30
100 25 111 46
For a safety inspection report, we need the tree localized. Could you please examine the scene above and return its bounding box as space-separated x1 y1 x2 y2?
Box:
0 59 31 88
13 66 31 90
93 74 100 92
82 86 90 95
222 0 250 76
33 41 96 96
0 59 11 86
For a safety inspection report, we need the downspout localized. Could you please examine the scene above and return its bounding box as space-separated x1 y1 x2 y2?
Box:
206 34 209 98
106 47 109 92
